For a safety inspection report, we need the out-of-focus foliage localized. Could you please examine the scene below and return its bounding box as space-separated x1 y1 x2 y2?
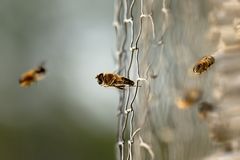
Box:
0 109 114 160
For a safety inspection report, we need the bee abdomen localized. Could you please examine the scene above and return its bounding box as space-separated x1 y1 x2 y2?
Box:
122 77 135 86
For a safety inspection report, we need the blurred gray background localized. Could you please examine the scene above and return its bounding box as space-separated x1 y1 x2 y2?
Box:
0 0 118 159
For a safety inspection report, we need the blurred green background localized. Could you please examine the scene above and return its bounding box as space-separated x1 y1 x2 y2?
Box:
0 0 118 159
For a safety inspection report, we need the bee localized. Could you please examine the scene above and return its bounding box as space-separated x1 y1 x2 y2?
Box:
209 123 229 143
176 88 202 109
198 102 215 120
96 73 134 90
19 63 46 87
193 55 215 74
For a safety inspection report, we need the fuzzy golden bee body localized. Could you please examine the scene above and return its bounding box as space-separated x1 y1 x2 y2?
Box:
19 64 46 87
96 73 134 90
193 56 215 74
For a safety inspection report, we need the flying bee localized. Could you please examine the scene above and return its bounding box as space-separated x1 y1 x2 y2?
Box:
96 73 134 90
19 63 46 87
193 55 215 74
176 88 202 109
198 102 215 120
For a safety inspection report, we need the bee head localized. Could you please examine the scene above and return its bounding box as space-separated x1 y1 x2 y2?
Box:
35 61 46 74
36 66 46 74
193 63 203 73
96 73 103 85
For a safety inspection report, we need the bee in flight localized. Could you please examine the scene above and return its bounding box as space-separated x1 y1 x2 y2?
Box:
176 88 202 109
96 73 134 90
198 101 215 120
19 63 46 87
193 55 215 74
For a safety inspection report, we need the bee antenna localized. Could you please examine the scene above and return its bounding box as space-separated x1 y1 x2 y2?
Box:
39 61 46 67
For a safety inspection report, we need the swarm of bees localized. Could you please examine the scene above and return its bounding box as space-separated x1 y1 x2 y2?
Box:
193 55 215 74
19 63 46 87
176 88 202 109
95 73 135 90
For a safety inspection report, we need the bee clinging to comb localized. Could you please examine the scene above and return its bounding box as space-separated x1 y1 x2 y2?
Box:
193 55 215 74
96 73 134 90
19 62 46 87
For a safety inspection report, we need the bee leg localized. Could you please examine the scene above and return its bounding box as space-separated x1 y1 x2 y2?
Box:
134 85 142 88
102 84 109 87
115 85 125 90
109 77 117 86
